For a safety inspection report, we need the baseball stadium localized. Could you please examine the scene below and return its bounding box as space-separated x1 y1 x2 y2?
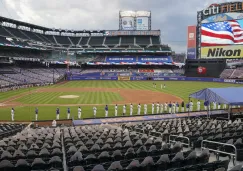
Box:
0 2 243 171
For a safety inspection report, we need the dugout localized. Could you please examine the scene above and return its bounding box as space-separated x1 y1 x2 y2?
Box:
185 58 226 77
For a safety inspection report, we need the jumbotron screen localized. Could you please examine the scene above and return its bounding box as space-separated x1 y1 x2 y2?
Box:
201 19 243 47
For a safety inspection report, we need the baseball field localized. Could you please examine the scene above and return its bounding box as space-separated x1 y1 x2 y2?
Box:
0 80 242 121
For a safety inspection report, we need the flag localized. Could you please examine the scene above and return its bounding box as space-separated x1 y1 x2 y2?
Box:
201 20 243 46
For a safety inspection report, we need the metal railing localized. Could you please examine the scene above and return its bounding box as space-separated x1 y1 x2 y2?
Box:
201 140 237 163
169 134 190 147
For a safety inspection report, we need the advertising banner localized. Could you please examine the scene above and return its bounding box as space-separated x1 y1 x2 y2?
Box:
138 57 172 62
106 56 136 63
201 18 243 47
187 26 197 48
121 17 135 30
187 48 196 59
136 17 149 30
201 45 243 58
118 76 130 81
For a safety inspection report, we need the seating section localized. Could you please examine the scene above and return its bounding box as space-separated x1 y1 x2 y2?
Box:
0 127 63 171
0 123 25 139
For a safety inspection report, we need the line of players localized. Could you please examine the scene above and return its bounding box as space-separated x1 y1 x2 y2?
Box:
10 100 231 121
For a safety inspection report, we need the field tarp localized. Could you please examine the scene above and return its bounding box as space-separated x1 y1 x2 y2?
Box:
189 87 243 105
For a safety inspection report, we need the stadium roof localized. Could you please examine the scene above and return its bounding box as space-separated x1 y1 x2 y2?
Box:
189 87 243 105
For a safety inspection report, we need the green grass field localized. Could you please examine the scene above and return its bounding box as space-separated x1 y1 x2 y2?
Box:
0 80 242 121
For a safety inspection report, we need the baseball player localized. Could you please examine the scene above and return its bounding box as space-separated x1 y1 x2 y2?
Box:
115 104 118 116
78 107 82 119
218 103 221 109
161 84 163 89
172 102 176 114
154 83 157 88
186 103 189 112
93 106 97 118
105 105 108 117
213 102 217 110
156 102 160 114
164 102 168 113
67 107 71 119
137 103 141 115
189 101 193 112
160 103 163 113
168 102 172 114
181 101 184 112
123 104 126 116
197 100 201 111
56 108 60 120
35 107 38 121
144 104 147 115
204 101 208 111
152 103 155 114
130 103 133 116
164 84 166 89
223 104 227 109
11 108 15 121
176 102 179 113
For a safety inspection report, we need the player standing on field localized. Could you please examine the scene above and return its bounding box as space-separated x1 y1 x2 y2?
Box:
189 101 193 112
144 104 147 115
156 102 160 114
164 102 168 113
176 102 179 113
105 105 108 117
93 106 97 118
172 102 176 114
123 104 126 116
130 103 133 116
115 104 118 116
152 103 155 114
11 108 15 121
218 103 221 109
137 103 141 115
168 102 172 114
56 108 60 120
78 107 81 119
160 103 163 113
67 107 71 119
197 100 201 111
213 102 217 110
204 101 207 111
35 107 38 121
164 84 166 89
181 101 184 112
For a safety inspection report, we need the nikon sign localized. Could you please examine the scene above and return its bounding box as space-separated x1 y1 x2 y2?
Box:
201 45 243 58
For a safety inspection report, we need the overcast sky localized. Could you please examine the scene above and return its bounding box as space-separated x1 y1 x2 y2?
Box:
0 0 234 52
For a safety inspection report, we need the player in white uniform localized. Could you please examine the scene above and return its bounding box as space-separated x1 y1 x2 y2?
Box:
123 105 126 116
176 102 179 113
114 104 118 116
189 101 193 112
197 100 201 111
213 102 217 110
164 84 166 89
93 106 97 118
152 103 155 114
154 83 157 88
11 108 15 121
161 84 163 89
218 103 221 109
78 107 81 119
156 102 160 114
137 103 141 115
160 103 163 113
144 104 147 115
172 102 176 114
164 102 168 113
67 107 71 119
223 104 227 109
130 103 133 116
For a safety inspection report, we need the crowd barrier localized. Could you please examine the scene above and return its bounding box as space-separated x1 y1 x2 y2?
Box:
67 75 242 84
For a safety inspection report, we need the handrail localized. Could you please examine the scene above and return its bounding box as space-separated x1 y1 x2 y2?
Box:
169 134 190 147
201 140 237 160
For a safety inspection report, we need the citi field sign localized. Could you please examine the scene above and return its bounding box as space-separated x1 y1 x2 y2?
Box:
202 2 243 16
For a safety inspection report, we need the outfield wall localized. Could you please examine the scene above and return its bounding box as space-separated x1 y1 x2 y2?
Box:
67 75 242 84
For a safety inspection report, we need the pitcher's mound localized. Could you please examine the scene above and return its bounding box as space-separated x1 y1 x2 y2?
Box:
59 95 79 99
